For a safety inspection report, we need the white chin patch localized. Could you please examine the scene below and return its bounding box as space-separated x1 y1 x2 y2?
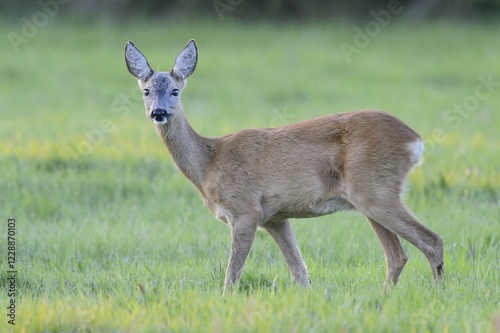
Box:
153 118 168 126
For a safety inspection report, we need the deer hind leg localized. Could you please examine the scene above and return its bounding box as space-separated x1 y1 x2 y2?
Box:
263 219 311 288
362 201 444 281
367 217 408 291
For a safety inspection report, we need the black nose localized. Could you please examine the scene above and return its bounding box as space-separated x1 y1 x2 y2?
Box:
152 108 167 117
151 108 168 122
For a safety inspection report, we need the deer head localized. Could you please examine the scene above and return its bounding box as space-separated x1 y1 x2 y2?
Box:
125 40 198 126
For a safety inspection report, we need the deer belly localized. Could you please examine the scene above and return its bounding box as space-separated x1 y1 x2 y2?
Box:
262 194 354 221
306 197 355 216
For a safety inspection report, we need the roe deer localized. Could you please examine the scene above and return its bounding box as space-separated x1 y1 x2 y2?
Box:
124 39 444 293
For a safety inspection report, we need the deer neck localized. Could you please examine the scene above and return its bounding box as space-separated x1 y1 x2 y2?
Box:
156 108 213 192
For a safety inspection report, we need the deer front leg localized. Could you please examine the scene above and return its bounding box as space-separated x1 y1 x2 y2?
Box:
224 217 257 294
263 219 311 288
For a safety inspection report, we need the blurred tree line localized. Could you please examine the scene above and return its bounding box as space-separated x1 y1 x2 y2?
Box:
1 0 499 20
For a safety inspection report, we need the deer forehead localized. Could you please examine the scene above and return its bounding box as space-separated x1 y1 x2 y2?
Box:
142 72 177 90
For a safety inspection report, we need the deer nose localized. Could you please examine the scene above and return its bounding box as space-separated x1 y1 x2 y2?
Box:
152 108 167 117
151 108 173 124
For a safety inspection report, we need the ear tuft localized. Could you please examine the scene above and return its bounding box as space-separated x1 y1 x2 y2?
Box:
125 41 154 81
172 39 198 80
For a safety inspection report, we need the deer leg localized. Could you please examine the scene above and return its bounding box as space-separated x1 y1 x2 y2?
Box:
364 202 444 281
263 219 311 288
224 218 257 294
367 217 408 291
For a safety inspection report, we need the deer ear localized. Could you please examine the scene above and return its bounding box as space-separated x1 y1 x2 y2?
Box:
172 39 197 81
125 41 153 81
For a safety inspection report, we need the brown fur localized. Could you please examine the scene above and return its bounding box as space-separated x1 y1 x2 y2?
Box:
125 40 444 294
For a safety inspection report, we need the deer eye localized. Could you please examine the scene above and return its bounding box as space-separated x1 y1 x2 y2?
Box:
171 89 179 97
143 89 150 97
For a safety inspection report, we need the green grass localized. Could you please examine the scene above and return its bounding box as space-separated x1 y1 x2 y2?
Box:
1 18 499 332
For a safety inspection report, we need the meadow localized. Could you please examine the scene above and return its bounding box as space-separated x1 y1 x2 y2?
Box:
0 17 499 332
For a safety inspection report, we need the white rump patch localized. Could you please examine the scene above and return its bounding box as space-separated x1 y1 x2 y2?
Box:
407 139 424 166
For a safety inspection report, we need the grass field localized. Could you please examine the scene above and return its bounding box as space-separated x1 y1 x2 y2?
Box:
1 17 499 332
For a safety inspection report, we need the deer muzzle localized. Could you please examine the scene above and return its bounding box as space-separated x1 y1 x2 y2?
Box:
151 108 173 125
